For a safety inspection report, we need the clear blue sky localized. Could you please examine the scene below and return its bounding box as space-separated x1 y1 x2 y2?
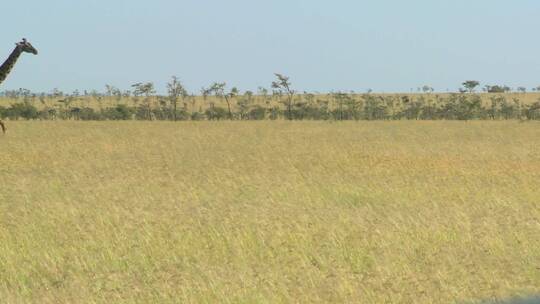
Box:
1 0 539 93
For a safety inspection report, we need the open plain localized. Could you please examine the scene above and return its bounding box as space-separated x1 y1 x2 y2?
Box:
0 121 539 303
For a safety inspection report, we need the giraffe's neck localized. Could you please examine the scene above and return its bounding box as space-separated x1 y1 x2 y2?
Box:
0 46 23 86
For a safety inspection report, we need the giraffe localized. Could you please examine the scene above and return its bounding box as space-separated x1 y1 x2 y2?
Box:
0 38 38 133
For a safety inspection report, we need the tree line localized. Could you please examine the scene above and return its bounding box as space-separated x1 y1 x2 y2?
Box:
1 76 540 121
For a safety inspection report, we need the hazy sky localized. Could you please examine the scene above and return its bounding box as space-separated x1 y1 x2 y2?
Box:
1 0 539 93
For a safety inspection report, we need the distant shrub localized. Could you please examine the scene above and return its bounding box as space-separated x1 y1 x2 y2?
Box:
205 107 228 120
2 102 39 120
268 107 281 120
247 105 266 120
0 106 7 118
78 107 101 120
151 107 171 120
523 102 540 120
134 105 150 120
191 111 205 121
173 109 190 121
37 108 57 120
103 104 134 120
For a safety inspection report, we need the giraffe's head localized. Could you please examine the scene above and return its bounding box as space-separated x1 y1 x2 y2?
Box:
16 38 38 55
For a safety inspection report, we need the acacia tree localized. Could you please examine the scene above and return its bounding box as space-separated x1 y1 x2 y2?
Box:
271 73 295 120
422 85 434 93
485 85 511 93
105 84 116 97
113 89 122 105
167 76 187 121
333 92 349 120
132 82 155 120
462 80 480 93
206 82 238 120
258 86 271 105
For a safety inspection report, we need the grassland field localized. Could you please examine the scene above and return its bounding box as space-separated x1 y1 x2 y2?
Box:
0 121 539 303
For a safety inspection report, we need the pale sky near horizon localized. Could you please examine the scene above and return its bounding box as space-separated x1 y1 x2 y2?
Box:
1 0 539 94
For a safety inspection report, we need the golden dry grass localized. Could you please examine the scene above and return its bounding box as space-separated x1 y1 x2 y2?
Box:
0 121 539 303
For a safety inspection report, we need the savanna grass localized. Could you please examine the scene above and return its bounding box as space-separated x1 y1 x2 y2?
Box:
0 121 538 303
